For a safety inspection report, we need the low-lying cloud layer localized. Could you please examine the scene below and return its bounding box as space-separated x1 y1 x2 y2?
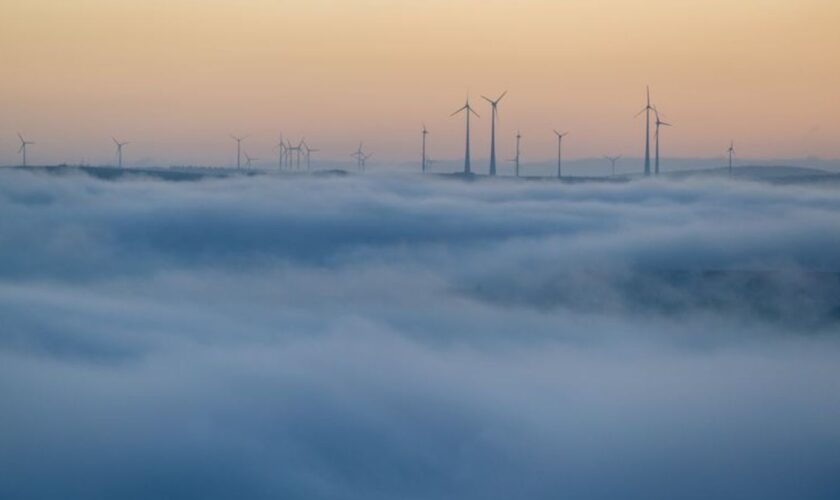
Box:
1 169 839 499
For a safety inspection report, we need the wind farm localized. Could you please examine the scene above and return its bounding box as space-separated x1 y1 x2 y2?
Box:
9 79 784 184
3 87 831 183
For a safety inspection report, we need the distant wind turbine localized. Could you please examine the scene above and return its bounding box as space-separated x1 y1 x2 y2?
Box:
553 130 569 179
421 124 429 173
361 152 373 170
351 143 365 171
244 152 258 169
17 133 34 167
231 135 247 169
450 97 480 175
605 155 621 177
635 86 655 176
275 136 287 169
302 140 319 170
653 107 672 176
508 131 522 177
728 141 736 176
112 137 129 168
290 140 304 169
352 144 373 172
482 90 507 176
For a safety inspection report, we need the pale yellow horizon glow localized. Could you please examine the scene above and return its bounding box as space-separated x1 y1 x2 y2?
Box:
1 0 839 166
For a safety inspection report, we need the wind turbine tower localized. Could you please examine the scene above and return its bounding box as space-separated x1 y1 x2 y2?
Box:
302 140 319 170
509 131 522 177
231 135 247 169
635 86 655 176
451 97 480 175
653 107 672 176
482 91 507 176
362 152 373 171
728 141 736 177
553 130 569 179
352 143 364 171
605 156 621 177
17 133 34 167
275 137 287 169
244 152 258 169
112 138 129 168
421 124 428 173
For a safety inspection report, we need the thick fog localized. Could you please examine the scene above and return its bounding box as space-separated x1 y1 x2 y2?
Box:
1 169 839 499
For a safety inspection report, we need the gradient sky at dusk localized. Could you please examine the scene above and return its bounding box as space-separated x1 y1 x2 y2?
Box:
2 0 838 166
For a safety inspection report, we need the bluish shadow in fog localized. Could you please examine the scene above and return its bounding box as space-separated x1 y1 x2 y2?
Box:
1 170 840 499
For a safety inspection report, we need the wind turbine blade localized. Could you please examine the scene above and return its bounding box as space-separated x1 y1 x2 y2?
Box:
634 107 648 118
497 90 508 103
450 105 468 117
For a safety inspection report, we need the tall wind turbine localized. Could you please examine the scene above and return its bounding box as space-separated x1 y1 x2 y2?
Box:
509 130 522 177
292 140 304 169
112 137 129 168
286 139 297 169
482 91 507 176
351 143 364 171
231 135 247 169
17 133 34 167
605 155 621 177
421 124 429 173
450 97 480 175
553 130 569 179
635 86 655 176
302 140 319 170
653 107 672 176
361 152 373 171
275 136 287 169
728 141 736 176
244 152 258 169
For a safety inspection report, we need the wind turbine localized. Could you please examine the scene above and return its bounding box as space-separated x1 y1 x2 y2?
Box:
112 137 129 168
351 143 365 171
508 130 522 177
290 140 304 170
286 139 296 169
231 135 247 169
301 140 319 170
635 86 655 176
553 130 569 179
244 152 258 169
17 133 34 167
482 91 507 176
653 107 672 176
605 155 621 177
275 136 287 169
728 141 736 176
361 152 373 170
421 124 429 173
450 97 480 175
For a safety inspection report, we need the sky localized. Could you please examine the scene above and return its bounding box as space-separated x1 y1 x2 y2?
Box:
2 0 839 166
2 169 840 498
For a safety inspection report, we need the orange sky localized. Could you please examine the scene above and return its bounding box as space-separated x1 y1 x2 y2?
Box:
1 0 838 166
